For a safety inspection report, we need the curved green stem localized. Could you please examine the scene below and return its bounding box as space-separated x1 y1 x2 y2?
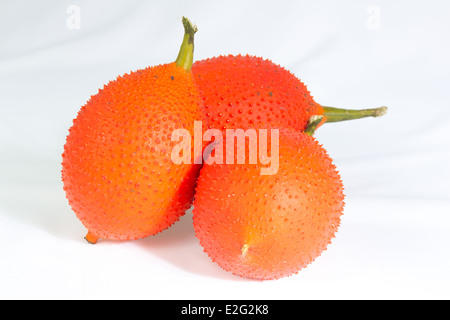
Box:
175 16 198 72
321 105 388 123
305 105 388 135
304 115 324 136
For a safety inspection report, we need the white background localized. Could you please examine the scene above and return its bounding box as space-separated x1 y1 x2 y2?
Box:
1 0 449 300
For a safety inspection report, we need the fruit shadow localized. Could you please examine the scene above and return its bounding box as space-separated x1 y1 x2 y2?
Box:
136 207 251 281
0 147 250 281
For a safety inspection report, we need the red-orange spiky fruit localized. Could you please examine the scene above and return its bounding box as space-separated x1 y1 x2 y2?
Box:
192 129 345 280
192 54 321 132
192 54 387 135
62 17 202 243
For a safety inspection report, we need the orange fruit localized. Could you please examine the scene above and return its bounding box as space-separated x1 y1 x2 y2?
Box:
62 17 203 243
192 54 387 135
192 129 345 280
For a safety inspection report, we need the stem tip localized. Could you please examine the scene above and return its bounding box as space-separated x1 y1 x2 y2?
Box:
374 106 388 117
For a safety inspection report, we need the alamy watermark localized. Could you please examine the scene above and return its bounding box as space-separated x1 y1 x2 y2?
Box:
66 5 81 30
367 5 381 29
171 121 279 176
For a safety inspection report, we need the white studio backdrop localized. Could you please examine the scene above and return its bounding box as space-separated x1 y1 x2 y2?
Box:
0 0 449 299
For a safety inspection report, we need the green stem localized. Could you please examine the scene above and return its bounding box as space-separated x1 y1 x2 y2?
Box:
321 105 388 123
175 16 198 72
304 115 324 136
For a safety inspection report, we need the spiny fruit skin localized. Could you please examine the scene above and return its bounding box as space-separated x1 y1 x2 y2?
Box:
62 62 203 241
192 54 324 132
192 130 344 280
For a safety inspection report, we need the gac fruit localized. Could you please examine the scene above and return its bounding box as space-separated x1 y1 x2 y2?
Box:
192 54 387 135
192 129 345 280
62 17 203 243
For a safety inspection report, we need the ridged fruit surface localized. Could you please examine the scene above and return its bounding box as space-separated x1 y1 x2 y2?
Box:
192 54 323 132
192 129 345 280
62 62 203 241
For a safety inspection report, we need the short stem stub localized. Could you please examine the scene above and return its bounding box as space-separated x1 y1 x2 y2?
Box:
305 115 325 136
85 231 99 244
175 16 198 72
241 244 250 258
